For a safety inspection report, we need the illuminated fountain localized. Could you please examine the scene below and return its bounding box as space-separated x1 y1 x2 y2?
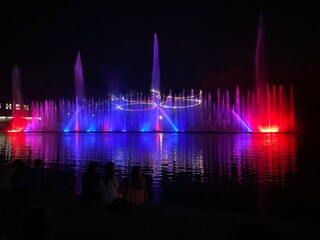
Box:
23 17 295 133
74 51 85 132
241 15 295 132
8 65 30 132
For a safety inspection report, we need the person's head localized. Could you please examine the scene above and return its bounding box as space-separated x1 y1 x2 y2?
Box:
12 159 26 172
34 159 43 168
88 161 99 172
24 204 53 240
105 162 115 174
131 166 141 177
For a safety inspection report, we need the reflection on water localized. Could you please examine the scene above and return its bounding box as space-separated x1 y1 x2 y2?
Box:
0 133 298 216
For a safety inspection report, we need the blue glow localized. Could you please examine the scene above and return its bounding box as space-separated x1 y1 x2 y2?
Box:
64 106 83 132
87 128 95 132
231 110 252 132
156 105 179 132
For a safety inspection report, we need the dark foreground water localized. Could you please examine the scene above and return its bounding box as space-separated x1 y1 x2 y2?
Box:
0 132 319 222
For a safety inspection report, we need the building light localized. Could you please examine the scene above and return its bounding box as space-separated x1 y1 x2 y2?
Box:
5 103 12 110
16 104 20 110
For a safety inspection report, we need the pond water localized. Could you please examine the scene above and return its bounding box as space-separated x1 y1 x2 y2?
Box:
0 132 319 222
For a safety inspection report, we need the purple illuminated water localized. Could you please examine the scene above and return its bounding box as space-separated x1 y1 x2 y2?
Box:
1 132 319 222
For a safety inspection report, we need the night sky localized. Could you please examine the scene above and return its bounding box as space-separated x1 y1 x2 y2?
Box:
0 1 319 132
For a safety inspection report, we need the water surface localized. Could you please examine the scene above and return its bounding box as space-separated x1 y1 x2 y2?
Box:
1 132 318 221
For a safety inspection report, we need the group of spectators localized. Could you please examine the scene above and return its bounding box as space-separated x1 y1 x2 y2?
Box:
0 157 47 196
0 157 49 240
0 156 150 239
81 161 149 214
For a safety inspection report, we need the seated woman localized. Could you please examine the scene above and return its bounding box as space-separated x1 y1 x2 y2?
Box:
125 166 149 205
81 161 100 201
100 162 124 213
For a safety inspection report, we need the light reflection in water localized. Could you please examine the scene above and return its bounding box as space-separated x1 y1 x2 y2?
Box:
0 132 296 207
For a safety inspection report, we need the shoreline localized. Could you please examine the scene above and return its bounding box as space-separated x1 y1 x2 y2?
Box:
1 190 320 239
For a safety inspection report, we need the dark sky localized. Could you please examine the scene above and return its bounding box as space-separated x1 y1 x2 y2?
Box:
0 0 319 130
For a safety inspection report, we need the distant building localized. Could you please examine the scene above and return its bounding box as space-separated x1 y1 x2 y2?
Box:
0 101 30 131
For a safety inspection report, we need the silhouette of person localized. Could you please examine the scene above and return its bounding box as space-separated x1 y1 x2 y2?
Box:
126 166 149 205
11 159 27 196
25 159 47 195
23 204 53 240
0 161 14 192
81 161 100 201
100 162 124 213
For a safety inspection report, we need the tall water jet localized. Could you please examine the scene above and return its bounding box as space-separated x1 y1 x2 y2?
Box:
74 51 85 102
255 14 267 86
151 33 160 92
73 51 85 131
9 65 28 132
246 14 295 132
151 33 161 130
12 65 22 110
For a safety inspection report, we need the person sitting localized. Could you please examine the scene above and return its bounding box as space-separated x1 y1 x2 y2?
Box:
81 161 100 201
100 162 124 214
0 161 14 193
23 204 53 240
11 159 27 196
125 166 149 205
25 159 47 195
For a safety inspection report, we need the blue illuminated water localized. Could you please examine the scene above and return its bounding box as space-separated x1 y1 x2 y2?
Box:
0 132 319 221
